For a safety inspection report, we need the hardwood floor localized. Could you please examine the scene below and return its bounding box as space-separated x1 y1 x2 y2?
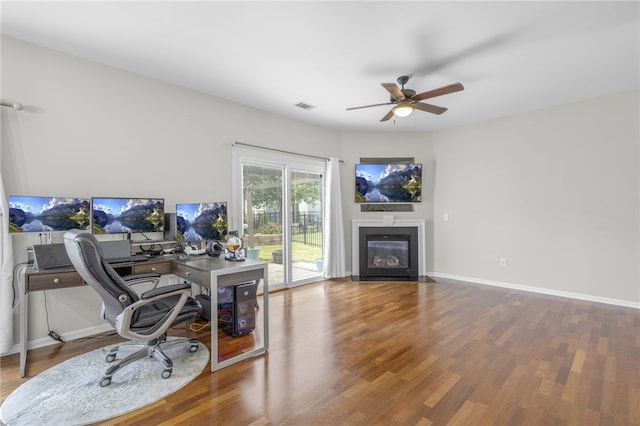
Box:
2 277 639 425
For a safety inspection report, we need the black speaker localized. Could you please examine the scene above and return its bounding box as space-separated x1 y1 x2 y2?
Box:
218 281 256 337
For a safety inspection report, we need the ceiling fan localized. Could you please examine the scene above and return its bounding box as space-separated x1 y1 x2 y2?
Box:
346 76 464 122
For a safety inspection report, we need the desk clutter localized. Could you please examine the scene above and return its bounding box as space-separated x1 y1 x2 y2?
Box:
31 240 156 271
29 238 242 271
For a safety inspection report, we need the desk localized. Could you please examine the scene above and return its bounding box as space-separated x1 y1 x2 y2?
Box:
20 256 268 377
172 257 269 371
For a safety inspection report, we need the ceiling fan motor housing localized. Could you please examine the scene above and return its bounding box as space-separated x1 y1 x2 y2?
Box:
397 75 410 86
389 89 416 103
389 76 415 102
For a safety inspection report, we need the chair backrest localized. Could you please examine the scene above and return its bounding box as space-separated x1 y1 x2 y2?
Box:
63 230 139 326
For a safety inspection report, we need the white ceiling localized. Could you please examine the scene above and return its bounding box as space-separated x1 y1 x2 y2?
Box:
1 1 639 132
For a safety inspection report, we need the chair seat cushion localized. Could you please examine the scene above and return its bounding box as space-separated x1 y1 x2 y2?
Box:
131 296 202 330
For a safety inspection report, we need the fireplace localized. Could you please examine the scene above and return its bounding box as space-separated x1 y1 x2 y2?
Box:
359 227 419 280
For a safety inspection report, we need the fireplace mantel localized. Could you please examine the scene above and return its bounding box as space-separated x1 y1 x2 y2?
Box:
352 216 426 276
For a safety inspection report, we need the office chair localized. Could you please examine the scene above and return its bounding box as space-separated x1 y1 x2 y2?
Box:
63 230 203 387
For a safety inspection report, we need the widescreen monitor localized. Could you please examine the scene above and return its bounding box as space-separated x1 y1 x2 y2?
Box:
355 163 422 203
92 197 164 234
175 202 227 242
8 195 90 233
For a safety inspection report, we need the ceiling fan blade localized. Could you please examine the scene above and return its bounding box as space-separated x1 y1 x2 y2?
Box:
381 83 405 101
380 109 395 122
346 102 394 111
413 102 448 115
413 82 464 101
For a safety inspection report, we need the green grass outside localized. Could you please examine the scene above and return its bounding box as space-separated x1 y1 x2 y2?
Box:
250 241 322 263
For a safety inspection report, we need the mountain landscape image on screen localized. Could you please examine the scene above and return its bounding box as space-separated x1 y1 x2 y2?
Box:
92 198 164 234
176 202 227 241
9 196 90 233
355 164 422 203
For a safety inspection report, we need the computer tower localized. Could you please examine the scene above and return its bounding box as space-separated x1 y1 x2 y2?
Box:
197 286 234 323
218 281 256 337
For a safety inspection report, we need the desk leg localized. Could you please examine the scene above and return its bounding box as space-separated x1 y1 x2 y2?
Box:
19 291 28 378
210 265 269 372
210 275 219 371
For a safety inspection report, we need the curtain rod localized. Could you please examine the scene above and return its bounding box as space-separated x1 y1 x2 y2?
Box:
232 141 343 163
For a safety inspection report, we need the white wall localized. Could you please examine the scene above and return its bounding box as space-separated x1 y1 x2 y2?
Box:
433 90 639 304
1 36 340 351
2 36 638 355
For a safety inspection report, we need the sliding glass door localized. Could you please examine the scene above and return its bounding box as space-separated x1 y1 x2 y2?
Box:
233 146 325 290
290 170 323 282
242 163 285 289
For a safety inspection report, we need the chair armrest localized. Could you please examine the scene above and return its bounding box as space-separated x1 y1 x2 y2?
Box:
116 286 191 341
122 272 161 290
140 283 190 299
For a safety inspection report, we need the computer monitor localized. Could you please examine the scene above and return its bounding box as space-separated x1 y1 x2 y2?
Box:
8 195 90 233
175 202 227 242
92 197 164 234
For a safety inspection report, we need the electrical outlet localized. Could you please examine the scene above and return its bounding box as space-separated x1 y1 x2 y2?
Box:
500 257 508 267
443 213 449 221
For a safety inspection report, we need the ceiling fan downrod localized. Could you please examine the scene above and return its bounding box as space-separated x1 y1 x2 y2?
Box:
397 75 410 89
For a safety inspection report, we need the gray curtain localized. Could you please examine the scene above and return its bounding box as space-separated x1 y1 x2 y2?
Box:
322 158 345 278
0 170 14 353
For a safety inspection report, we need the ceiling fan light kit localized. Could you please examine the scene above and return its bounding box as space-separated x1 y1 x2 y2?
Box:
346 75 464 123
392 102 414 117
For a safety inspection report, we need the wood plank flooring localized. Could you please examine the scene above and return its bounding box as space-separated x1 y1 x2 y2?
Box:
2 277 639 425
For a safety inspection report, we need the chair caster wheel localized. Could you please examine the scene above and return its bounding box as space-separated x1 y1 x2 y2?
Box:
100 376 112 387
106 353 116 363
162 369 172 379
190 344 199 353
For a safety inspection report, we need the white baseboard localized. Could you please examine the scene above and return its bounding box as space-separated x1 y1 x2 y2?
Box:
3 324 113 357
430 272 640 309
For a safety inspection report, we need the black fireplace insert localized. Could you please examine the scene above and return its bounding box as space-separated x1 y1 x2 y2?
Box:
359 226 419 279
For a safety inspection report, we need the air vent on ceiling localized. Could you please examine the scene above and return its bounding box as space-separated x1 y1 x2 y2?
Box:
294 101 315 111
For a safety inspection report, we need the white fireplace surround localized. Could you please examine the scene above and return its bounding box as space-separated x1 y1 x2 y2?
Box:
352 216 426 276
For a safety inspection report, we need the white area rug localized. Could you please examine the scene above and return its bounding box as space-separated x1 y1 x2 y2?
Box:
0 339 209 425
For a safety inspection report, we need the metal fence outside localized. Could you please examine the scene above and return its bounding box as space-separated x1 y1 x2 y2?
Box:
251 212 322 247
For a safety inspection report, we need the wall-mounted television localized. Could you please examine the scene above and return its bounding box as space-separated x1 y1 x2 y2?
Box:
355 163 422 203
175 202 227 242
8 196 91 233
92 197 164 234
